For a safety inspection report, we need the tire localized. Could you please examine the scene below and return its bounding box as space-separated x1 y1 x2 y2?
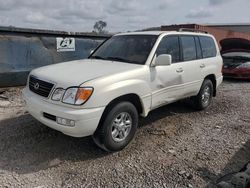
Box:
192 79 213 110
93 102 138 152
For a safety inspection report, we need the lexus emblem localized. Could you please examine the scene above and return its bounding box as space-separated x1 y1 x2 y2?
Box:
34 83 40 90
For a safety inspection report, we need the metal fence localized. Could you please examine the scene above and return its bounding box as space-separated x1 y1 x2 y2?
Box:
0 26 110 87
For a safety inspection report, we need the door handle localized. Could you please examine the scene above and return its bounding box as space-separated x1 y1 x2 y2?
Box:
176 68 183 73
200 64 206 68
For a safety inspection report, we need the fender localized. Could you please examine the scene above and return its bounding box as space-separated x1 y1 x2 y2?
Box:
82 78 152 116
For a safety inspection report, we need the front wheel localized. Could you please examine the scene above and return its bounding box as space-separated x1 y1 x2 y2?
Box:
93 102 138 152
192 79 213 110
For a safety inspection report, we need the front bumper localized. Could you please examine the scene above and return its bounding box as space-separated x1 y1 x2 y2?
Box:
22 88 105 137
223 68 250 79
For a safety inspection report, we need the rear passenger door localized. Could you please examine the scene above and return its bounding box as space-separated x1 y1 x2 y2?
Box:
178 35 204 98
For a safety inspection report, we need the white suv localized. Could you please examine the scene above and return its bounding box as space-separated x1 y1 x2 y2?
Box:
23 31 223 151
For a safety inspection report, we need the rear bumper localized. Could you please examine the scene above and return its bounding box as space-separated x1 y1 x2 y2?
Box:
223 68 250 79
216 75 223 87
22 88 105 137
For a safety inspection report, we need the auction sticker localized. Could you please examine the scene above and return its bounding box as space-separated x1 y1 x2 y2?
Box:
56 37 75 52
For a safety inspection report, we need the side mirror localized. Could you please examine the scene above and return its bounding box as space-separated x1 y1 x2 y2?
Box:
155 54 172 66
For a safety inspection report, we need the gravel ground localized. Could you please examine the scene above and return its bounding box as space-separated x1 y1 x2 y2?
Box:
0 79 249 188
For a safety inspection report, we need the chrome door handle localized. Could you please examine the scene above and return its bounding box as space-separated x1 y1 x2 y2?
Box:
200 64 206 68
176 68 183 73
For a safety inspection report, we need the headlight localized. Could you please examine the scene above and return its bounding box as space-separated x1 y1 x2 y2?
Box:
62 87 93 105
52 88 65 101
237 62 250 68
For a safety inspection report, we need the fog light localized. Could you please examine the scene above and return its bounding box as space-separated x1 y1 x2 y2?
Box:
56 117 75 127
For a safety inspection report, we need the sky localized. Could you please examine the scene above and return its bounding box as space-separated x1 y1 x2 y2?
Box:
0 0 249 32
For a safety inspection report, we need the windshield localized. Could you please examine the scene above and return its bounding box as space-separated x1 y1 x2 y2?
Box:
89 35 158 65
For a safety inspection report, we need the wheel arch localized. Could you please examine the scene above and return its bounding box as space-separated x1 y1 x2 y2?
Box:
95 93 144 133
204 74 217 97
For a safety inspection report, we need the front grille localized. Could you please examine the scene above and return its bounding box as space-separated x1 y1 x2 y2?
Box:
223 73 237 78
43 112 56 121
241 74 250 78
29 75 54 98
223 63 241 69
223 73 250 78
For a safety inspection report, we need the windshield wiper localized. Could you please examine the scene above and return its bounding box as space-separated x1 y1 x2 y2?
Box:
90 55 106 60
106 56 137 64
91 55 141 64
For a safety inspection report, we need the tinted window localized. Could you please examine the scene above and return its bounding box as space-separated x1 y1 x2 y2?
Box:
199 36 217 58
156 36 180 63
90 35 157 65
180 36 197 61
195 37 202 59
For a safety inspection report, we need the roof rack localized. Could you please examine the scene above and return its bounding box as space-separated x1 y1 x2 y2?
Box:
178 28 208 34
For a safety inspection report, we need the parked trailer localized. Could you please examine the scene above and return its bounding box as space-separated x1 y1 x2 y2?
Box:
0 26 110 87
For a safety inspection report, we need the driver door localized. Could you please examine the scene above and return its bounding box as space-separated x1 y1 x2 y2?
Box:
150 35 184 109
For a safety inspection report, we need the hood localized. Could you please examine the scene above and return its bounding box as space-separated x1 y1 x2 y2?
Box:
31 59 141 87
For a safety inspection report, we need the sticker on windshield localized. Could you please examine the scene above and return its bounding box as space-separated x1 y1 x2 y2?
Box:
56 37 75 52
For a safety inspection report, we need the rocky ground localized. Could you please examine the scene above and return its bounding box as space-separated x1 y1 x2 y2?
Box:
0 79 249 188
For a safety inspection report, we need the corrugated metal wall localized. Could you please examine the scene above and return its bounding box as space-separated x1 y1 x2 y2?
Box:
0 27 110 87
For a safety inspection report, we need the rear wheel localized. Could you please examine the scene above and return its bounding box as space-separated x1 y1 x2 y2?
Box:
93 102 138 152
192 79 213 110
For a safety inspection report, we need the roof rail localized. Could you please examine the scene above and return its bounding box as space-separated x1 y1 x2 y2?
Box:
178 28 208 34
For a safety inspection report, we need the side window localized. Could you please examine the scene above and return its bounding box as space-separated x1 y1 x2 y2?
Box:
156 36 180 63
180 36 197 61
199 36 217 58
195 37 202 59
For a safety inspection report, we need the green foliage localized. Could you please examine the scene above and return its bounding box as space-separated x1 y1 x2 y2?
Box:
93 20 107 34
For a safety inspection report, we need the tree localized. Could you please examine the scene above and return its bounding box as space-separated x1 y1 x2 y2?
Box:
93 20 107 34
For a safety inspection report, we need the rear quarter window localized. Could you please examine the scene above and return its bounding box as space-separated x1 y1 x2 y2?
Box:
199 36 217 58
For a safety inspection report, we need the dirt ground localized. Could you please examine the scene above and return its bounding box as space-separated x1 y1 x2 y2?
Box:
0 79 249 188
